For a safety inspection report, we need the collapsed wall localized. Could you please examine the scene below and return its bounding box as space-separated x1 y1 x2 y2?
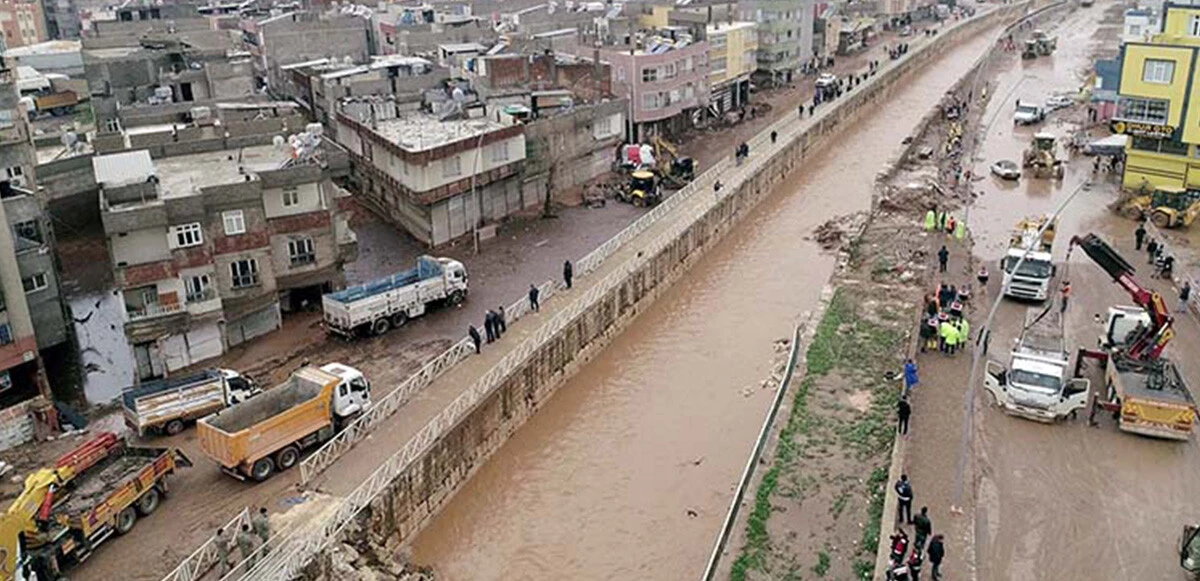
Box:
299 5 1028 578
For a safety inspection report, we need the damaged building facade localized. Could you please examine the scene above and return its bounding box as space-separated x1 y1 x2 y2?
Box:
96 140 356 381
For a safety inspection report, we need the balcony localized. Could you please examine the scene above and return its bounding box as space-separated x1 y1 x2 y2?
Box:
185 288 222 316
127 301 184 321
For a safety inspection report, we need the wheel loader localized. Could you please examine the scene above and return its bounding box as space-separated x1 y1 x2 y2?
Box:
1120 186 1200 228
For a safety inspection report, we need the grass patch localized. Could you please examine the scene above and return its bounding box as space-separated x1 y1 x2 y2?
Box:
813 549 831 577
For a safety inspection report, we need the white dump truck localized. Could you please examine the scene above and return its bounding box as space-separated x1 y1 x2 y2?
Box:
323 256 468 337
1001 216 1057 301
983 306 1091 422
122 369 259 436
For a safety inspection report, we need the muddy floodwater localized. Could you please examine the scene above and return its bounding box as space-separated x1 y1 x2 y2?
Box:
411 27 1004 580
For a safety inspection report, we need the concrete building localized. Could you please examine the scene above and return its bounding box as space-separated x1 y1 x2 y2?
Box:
0 0 45 50
240 11 371 93
706 20 756 114
332 97 528 246
282 55 449 126
3 40 82 76
1124 8 1156 44
738 0 814 83
583 27 710 141
1115 3 1200 190
96 140 357 380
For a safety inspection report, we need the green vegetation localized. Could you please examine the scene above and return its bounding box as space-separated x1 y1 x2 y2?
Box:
729 289 908 581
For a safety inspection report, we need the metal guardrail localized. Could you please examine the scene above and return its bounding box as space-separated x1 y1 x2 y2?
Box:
160 508 251 581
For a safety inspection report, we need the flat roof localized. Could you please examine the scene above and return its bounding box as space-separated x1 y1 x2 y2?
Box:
154 144 294 199
93 150 155 188
4 40 81 57
371 114 509 152
706 21 756 33
438 42 486 52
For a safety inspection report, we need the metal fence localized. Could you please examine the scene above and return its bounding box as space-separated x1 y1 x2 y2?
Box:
160 509 251 581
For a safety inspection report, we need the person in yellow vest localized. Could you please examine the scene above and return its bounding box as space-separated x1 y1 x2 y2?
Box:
925 208 937 231
938 319 955 353
955 317 970 348
954 218 966 240
944 320 961 355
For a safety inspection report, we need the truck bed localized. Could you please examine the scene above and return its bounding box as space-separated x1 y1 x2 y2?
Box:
59 447 164 515
325 256 442 306
1116 359 1194 406
1019 307 1065 359
120 370 222 411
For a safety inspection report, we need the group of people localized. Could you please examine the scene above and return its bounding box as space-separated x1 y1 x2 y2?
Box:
923 207 967 245
1091 154 1124 174
215 507 272 574
1135 222 1194 311
735 141 751 165
466 260 573 354
889 43 911 60
890 475 946 580
920 282 971 355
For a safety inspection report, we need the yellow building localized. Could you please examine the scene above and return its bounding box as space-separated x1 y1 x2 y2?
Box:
706 21 758 113
1117 4 1200 190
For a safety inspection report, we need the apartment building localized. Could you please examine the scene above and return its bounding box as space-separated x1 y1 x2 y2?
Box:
241 11 371 93
281 56 449 127
739 0 814 83
1115 3 1200 190
332 97 528 246
706 21 757 114
96 140 357 380
0 0 45 50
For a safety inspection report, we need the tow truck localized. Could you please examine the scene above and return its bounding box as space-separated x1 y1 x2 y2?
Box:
1068 233 1196 440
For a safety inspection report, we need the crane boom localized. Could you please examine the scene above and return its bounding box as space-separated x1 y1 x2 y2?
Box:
1069 233 1174 360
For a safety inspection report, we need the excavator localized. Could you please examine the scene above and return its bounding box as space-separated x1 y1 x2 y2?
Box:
0 433 189 580
1068 233 1195 440
1021 133 1065 179
650 135 696 188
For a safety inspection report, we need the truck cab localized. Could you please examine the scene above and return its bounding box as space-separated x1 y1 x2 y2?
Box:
983 307 1090 421
1099 305 1152 350
222 369 260 404
1000 248 1055 300
320 362 371 422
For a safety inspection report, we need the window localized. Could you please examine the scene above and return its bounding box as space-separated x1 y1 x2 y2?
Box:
642 92 659 110
1191 14 1200 36
442 156 461 178
12 219 41 244
288 237 315 266
1132 136 1189 155
682 56 693 73
0 324 10 346
0 110 13 129
595 115 615 139
617 66 626 82
170 222 203 248
184 274 210 302
684 83 695 100
1129 24 1141 37
491 141 509 163
1117 97 1170 124
222 210 245 235
663 62 677 79
281 187 299 207
642 67 658 82
1143 59 1176 84
103 118 121 133
4 166 23 186
230 259 259 288
21 272 46 293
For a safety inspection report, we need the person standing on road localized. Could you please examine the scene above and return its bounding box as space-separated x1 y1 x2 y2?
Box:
469 325 482 353
770 130 778 144
944 321 960 355
237 523 259 569
938 318 953 353
937 245 949 273
897 395 912 436
908 550 924 581
895 474 914 524
253 507 271 552
563 260 574 289
529 284 540 312
913 506 933 550
924 207 936 231
1060 280 1072 313
496 306 507 335
928 534 945 580
1148 238 1160 264
1135 222 1147 251
484 310 497 343
1180 282 1192 313
904 359 919 393
215 528 234 576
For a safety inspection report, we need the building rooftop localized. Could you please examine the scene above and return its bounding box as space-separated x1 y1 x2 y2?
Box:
371 113 509 152
154 144 294 198
4 40 82 57
706 21 756 34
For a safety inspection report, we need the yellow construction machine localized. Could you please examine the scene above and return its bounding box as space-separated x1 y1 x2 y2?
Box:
619 170 661 207
650 135 697 188
1022 132 1065 179
1120 186 1200 228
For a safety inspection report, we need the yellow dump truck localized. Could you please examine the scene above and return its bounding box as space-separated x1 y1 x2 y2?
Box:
1101 356 1195 440
0 433 190 581
198 363 370 481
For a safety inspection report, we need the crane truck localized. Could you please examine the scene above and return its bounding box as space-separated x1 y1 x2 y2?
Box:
1001 216 1057 301
0 433 190 581
983 306 1091 422
1069 233 1196 440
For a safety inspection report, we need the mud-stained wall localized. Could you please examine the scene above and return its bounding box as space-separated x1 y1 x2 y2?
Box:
300 5 1027 576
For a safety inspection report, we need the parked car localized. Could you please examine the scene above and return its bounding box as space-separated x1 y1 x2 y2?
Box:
1045 94 1074 111
816 73 838 88
991 159 1022 180
1013 102 1046 125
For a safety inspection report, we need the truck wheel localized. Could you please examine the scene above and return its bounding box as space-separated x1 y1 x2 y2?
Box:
115 507 137 535
136 487 161 516
372 318 391 336
250 457 275 482
164 419 185 436
448 290 465 306
1153 211 1173 229
391 312 409 328
275 446 300 470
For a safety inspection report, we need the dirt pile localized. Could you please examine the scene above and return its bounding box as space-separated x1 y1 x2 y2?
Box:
812 213 869 250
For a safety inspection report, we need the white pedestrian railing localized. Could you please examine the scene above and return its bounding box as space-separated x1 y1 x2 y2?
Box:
160 508 250 581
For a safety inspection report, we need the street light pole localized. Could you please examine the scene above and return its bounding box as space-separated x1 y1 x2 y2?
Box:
471 129 485 255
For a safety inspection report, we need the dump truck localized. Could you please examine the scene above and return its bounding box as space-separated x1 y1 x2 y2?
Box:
198 363 370 481
32 91 79 116
122 368 259 437
323 256 468 337
1083 354 1196 440
0 433 190 581
1001 216 1057 301
984 306 1090 422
